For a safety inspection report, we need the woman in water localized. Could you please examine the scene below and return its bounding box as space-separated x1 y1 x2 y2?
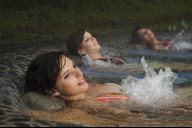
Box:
131 25 173 50
66 29 127 66
24 51 130 115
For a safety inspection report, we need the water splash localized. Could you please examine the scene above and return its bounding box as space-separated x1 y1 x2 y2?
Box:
171 29 192 51
121 57 178 107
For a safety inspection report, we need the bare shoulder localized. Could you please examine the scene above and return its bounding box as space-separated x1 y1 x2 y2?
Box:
86 84 122 98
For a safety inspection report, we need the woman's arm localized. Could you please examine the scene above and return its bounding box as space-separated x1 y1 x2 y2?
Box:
111 57 127 65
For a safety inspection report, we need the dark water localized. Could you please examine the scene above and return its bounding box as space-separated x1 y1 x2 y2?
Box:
79 31 192 126
0 31 192 126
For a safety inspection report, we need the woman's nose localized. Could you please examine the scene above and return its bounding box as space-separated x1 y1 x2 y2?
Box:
93 37 99 44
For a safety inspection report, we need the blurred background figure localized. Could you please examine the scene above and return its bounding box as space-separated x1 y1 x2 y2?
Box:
130 25 173 50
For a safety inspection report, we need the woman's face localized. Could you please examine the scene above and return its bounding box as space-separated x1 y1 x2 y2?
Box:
55 56 89 97
79 31 101 54
137 28 156 44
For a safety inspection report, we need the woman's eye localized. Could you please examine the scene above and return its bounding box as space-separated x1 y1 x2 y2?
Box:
64 73 70 79
73 63 77 68
84 39 89 43
84 36 92 42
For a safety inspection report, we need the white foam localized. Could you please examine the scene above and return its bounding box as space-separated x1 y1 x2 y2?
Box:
171 29 192 50
121 57 178 107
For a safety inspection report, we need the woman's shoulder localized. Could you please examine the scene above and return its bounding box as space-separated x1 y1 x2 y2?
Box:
89 83 129 102
86 83 123 98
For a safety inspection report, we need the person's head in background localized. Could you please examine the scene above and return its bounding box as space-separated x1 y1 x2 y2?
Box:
24 51 89 101
67 29 126 66
131 25 162 49
67 29 102 59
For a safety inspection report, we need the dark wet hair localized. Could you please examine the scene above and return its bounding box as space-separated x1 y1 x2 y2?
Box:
130 25 143 44
24 51 67 95
67 29 86 56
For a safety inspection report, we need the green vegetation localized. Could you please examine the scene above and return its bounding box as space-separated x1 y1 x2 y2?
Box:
0 0 192 45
